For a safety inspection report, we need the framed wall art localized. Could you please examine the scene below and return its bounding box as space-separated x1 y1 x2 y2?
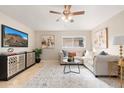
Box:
41 35 55 48
94 27 108 49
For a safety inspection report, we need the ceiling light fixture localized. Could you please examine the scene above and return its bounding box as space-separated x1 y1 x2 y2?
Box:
49 5 85 23
61 15 72 22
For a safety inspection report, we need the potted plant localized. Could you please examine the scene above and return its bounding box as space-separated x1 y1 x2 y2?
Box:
34 48 42 63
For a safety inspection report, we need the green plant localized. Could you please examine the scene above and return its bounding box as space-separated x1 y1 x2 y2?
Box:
34 48 42 59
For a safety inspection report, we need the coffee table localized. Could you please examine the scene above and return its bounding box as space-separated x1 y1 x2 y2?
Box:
63 59 80 74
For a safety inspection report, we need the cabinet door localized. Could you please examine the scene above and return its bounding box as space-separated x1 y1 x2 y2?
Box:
26 52 35 67
17 54 25 72
32 52 35 64
7 55 18 77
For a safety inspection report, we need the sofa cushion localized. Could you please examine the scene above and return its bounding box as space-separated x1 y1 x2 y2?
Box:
75 56 83 60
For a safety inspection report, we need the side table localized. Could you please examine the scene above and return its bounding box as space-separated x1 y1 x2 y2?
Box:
108 61 118 77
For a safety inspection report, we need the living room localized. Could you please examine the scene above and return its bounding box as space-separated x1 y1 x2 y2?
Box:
0 1 124 91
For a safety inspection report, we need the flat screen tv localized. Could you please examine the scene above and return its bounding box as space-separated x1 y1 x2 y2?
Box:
1 25 28 47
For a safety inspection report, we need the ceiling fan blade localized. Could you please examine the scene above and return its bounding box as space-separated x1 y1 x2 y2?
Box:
49 11 61 14
71 11 85 15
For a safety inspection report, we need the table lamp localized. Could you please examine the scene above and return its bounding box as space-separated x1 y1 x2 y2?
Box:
113 36 124 62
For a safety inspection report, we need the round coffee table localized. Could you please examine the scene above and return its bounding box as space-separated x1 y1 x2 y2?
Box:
63 59 80 74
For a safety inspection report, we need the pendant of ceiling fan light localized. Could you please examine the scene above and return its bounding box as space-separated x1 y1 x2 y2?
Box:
61 16 66 20
61 15 72 22
61 16 68 22
68 16 72 20
63 18 68 22
56 18 59 22
70 19 74 23
56 16 62 22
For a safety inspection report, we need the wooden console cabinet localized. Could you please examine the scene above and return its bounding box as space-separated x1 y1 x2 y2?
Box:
26 52 35 68
0 51 35 80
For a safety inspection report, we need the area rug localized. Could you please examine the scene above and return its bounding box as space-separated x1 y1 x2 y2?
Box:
23 60 114 88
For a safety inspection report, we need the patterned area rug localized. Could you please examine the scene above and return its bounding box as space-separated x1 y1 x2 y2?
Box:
23 60 121 88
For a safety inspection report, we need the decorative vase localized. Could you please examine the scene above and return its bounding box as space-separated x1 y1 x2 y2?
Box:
68 56 74 62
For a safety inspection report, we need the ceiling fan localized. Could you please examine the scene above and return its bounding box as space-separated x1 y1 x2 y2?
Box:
49 5 85 22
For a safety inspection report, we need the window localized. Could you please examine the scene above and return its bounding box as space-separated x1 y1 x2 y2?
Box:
62 36 85 48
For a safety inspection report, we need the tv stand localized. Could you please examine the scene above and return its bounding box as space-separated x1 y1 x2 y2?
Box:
0 51 35 80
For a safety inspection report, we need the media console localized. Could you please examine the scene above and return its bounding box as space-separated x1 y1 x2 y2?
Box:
0 51 35 80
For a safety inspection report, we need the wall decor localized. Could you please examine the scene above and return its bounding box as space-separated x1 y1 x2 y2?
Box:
41 35 55 48
94 27 108 49
1 25 28 47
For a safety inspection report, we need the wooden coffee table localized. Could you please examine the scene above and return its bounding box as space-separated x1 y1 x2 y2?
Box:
63 59 80 74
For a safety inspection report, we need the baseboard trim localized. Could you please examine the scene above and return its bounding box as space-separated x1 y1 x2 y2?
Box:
95 75 118 77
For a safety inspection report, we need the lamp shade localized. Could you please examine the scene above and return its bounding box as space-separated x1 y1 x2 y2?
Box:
113 36 124 45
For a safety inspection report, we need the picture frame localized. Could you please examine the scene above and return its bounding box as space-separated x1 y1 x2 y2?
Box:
1 24 28 47
41 35 55 48
94 27 108 49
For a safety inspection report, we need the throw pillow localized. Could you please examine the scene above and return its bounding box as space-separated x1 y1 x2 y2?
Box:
82 50 86 56
62 50 68 57
99 51 108 55
93 56 96 61
84 50 89 57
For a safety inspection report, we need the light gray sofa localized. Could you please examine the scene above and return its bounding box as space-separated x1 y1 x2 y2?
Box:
83 54 119 77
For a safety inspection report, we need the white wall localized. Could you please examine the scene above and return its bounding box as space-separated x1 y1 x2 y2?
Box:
0 12 35 53
92 10 124 56
35 31 92 60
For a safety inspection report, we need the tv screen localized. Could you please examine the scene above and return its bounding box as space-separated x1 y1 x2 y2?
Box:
1 25 28 47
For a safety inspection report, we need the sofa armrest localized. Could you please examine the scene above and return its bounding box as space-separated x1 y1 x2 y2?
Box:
59 51 64 64
93 55 119 75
